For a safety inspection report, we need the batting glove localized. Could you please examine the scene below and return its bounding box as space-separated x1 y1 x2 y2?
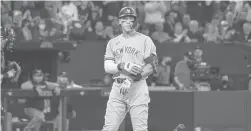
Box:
120 78 133 95
119 62 142 75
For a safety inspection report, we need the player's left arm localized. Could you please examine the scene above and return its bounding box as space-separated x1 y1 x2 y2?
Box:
141 53 158 78
130 37 158 81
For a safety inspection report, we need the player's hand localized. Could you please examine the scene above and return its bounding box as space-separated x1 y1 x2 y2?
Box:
123 62 143 75
120 79 132 95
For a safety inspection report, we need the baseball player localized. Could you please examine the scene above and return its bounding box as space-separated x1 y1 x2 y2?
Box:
103 7 158 131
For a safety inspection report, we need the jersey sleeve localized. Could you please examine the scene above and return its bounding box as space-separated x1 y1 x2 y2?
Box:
144 36 157 59
104 40 115 61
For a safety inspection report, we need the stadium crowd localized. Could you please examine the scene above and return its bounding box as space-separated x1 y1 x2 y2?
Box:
1 1 251 43
1 1 251 90
1 2 251 130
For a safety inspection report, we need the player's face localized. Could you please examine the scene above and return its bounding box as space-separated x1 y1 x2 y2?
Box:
119 16 135 33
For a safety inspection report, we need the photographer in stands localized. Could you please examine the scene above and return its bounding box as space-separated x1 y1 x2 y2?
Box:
194 47 203 63
174 52 194 90
191 48 212 91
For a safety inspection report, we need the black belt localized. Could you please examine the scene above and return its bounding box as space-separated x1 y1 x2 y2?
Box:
115 78 142 84
115 78 126 84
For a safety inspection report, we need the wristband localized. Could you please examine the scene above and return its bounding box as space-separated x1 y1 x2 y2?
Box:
117 63 124 71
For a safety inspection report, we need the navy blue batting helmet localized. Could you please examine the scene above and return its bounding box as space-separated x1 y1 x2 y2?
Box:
118 7 137 19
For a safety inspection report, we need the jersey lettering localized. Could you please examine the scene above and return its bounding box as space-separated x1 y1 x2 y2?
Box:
105 32 157 79
114 47 140 57
124 46 140 56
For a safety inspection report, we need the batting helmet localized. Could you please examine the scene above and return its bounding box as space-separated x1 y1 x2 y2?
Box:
118 7 137 19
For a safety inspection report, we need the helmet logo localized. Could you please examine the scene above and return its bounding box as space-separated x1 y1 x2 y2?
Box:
126 9 131 13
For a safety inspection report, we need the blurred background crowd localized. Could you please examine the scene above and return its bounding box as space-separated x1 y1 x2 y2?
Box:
1 1 251 43
1 1 251 91
1 1 251 130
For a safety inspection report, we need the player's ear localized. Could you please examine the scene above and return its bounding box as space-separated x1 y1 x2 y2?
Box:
119 19 123 25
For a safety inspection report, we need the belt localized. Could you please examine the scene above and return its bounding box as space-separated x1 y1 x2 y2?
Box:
115 78 142 84
115 78 126 84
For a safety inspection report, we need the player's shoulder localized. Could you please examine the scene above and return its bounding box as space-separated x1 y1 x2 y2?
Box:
107 34 123 46
135 32 151 40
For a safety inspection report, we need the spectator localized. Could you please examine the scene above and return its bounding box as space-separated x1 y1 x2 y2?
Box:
234 11 248 33
222 12 237 41
58 1 78 36
144 1 167 25
182 14 191 30
203 1 214 25
211 15 221 36
44 1 61 18
135 1 146 26
194 47 204 63
95 21 106 40
111 18 121 37
172 22 189 43
186 20 203 43
33 19 49 40
151 23 170 44
78 1 91 25
187 1 205 25
104 26 115 40
237 22 251 42
244 1 251 12
89 10 101 30
69 21 85 41
83 20 100 40
170 1 185 21
2 11 13 28
21 19 32 41
154 56 172 86
60 1 79 21
30 2 48 20
139 24 150 36
102 1 123 25
164 12 175 37
13 10 24 28
203 23 220 43
1 1 11 14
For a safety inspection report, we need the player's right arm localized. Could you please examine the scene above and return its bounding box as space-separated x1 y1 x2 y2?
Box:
104 39 143 75
104 39 120 74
